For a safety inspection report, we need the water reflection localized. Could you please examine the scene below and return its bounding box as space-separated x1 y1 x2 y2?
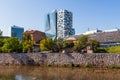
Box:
0 66 119 80
15 75 33 80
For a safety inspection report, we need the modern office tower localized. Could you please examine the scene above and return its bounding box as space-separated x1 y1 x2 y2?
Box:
57 9 74 38
45 9 75 39
45 10 57 40
11 25 24 40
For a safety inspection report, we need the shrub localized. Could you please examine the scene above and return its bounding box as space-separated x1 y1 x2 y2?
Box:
95 48 107 53
83 63 89 68
63 64 67 67
109 65 120 69
40 38 55 51
106 46 120 53
47 64 52 67
1 37 22 53
95 46 120 53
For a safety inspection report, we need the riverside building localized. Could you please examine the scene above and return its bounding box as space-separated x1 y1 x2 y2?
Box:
89 29 120 47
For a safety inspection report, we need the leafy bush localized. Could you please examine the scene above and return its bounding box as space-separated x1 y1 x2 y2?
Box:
47 64 52 67
73 35 88 52
106 46 120 53
96 46 120 53
22 40 34 53
1 37 22 53
74 35 100 53
0 38 4 52
95 47 107 53
63 40 74 48
40 38 55 51
83 63 89 68
89 39 99 52
109 65 120 69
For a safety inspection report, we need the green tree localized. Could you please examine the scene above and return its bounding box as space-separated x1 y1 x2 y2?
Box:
40 38 55 51
22 33 35 53
22 33 31 40
74 35 88 52
63 40 74 48
0 38 4 52
0 29 2 36
105 46 120 53
22 40 34 53
89 39 99 52
1 37 22 53
74 35 99 53
55 38 64 52
0 38 4 47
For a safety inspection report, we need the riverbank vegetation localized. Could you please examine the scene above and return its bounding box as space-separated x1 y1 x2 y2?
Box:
96 46 120 54
0 33 120 54
0 34 34 53
40 35 100 53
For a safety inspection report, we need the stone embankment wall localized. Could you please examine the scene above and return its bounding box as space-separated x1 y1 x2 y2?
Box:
0 53 120 67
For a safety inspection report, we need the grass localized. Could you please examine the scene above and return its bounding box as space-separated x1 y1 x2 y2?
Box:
109 65 120 69
83 64 89 68
95 46 120 53
47 64 52 67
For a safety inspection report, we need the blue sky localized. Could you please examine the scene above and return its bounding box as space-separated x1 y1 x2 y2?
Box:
0 0 120 36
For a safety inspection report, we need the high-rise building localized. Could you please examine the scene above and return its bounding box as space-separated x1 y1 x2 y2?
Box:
45 9 75 39
57 9 74 38
45 10 57 40
11 25 24 40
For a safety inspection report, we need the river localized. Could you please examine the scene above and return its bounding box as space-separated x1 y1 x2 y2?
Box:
0 66 119 80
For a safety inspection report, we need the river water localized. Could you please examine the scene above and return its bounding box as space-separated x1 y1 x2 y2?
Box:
0 66 119 80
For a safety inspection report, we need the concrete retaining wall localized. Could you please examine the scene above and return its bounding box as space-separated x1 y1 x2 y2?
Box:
0 53 120 67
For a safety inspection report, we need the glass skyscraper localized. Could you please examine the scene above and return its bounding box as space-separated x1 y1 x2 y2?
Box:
45 9 75 39
11 25 24 40
45 10 57 40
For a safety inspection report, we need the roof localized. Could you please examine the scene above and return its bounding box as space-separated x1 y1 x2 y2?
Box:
11 25 24 29
89 30 120 43
64 35 82 41
24 30 45 34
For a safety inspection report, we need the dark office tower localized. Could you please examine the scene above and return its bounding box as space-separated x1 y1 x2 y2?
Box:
11 25 24 40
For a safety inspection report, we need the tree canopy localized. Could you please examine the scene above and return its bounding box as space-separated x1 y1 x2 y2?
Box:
1 37 22 53
22 33 35 53
40 38 54 51
0 29 3 36
74 35 99 52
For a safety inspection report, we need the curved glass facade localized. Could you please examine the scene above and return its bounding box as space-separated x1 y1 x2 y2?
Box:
45 10 57 40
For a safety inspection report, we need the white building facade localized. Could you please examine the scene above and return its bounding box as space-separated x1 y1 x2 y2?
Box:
57 9 74 38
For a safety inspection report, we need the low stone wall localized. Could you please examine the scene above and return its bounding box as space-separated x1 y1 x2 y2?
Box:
0 53 120 67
